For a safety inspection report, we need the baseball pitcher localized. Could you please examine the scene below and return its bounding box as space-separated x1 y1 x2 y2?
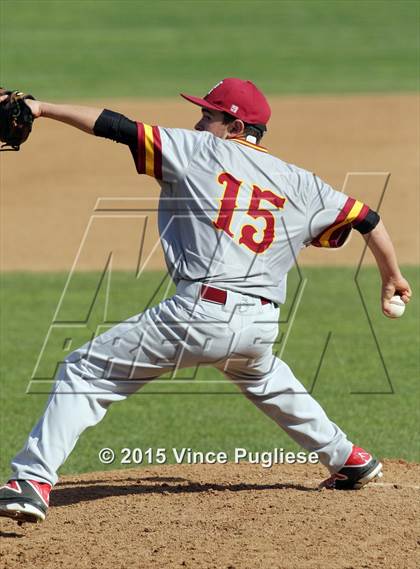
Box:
0 79 412 523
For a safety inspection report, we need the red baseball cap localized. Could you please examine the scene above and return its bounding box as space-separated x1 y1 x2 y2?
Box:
180 78 271 126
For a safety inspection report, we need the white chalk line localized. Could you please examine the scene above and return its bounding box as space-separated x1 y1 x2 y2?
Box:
312 480 420 491
369 481 420 490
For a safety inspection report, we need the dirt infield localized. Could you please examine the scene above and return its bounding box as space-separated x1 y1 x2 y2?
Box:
0 461 418 569
1 94 418 271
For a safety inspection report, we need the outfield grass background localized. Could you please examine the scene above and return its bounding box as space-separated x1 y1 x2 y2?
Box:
0 1 418 479
0 0 418 98
1 267 418 479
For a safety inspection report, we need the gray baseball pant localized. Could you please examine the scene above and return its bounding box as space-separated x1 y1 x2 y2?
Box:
11 281 352 485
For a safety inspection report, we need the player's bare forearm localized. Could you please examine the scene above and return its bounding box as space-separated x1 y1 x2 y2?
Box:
26 99 102 134
363 220 412 312
364 221 402 281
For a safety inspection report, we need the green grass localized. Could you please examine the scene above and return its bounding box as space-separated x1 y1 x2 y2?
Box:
0 0 418 99
0 266 419 480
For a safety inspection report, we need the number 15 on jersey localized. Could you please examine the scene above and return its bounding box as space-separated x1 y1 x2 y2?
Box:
213 172 286 254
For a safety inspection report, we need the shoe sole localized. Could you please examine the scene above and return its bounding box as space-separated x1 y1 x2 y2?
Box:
319 461 384 490
352 461 383 489
0 502 45 523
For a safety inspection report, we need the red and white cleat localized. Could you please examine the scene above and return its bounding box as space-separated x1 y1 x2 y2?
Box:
0 479 51 523
320 446 383 490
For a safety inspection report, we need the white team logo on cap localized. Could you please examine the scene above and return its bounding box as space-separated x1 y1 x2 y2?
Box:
230 104 239 113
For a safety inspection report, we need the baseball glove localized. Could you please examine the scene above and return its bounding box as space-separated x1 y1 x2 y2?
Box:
0 88 35 151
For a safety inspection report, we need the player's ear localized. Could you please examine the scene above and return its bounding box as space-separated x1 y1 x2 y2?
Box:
227 119 245 138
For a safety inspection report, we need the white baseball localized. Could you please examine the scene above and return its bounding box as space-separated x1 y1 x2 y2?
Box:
386 295 406 318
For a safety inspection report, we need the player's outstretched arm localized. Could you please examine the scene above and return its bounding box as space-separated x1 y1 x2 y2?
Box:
4 97 138 148
22 99 102 134
363 220 412 317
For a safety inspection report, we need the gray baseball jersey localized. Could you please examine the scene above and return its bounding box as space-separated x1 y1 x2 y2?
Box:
133 124 370 303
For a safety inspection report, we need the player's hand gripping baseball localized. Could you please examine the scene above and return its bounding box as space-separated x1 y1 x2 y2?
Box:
363 220 412 317
381 275 411 318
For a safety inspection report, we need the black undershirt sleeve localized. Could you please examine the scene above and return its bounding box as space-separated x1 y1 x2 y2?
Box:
353 209 380 234
93 109 137 149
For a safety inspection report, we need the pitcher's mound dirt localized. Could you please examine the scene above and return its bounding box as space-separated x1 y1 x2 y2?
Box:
1 461 418 569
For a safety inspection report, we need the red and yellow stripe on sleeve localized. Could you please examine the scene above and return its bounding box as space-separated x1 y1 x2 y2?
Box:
134 123 163 179
311 197 370 248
